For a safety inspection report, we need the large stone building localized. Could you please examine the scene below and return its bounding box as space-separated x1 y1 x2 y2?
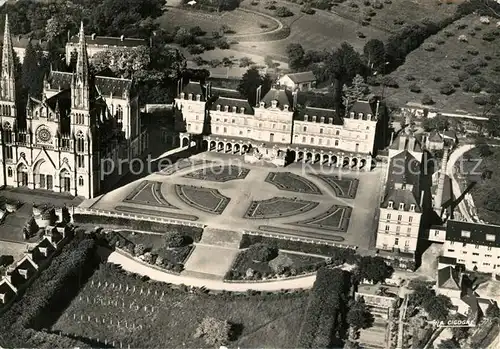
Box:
65 33 147 65
0 17 145 198
174 81 379 168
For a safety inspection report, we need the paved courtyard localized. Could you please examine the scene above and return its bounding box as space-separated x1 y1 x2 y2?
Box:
84 152 384 249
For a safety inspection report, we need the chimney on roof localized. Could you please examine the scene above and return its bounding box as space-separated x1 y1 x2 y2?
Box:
256 85 262 106
120 35 124 41
292 90 298 109
91 33 96 40
435 147 449 218
375 99 380 119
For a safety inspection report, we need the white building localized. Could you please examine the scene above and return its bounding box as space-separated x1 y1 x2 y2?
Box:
174 81 379 167
0 18 146 198
278 71 317 91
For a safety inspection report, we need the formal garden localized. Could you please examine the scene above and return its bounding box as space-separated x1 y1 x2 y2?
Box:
313 174 359 198
160 159 214 176
289 205 352 232
244 197 319 219
123 181 178 209
183 165 250 182
265 172 322 194
174 185 231 214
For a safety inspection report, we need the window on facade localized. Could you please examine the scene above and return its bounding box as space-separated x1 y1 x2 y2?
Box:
448 249 455 252
5 146 12 160
77 155 85 168
450 241 454 245
397 214 402 221
310 138 314 144
475 245 480 249
335 140 339 146
318 139 322 145
399 203 405 210
488 246 492 251
388 201 393 209
461 230 471 238
303 126 307 132
486 234 496 242
336 130 340 135
302 136 306 143
76 132 85 153
116 106 123 122
385 225 389 231
232 119 235 123
282 125 286 130
196 115 199 121
405 240 409 246
435 231 440 236
484 263 490 266
386 213 391 220
187 124 191 130
320 128 324 134
259 123 262 128
39 174 45 189
463 242 467 247
410 204 415 211
272 124 276 129
216 126 219 132
407 227 411 233
224 118 227 123
409 216 413 223
223 127 227 133
486 254 492 257
396 226 401 233
394 238 399 245
78 176 84 186
472 261 477 264
473 252 479 256
7 167 12 177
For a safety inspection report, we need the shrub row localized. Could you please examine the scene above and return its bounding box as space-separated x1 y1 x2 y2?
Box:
298 268 351 348
239 234 357 262
0 237 99 348
73 213 204 242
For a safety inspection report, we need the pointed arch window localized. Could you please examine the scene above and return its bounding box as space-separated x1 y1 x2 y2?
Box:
116 105 123 122
78 176 84 186
76 131 85 153
7 167 12 177
3 122 12 144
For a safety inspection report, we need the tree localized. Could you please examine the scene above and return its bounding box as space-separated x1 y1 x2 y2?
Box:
45 14 74 44
450 318 470 340
342 74 369 109
286 43 305 71
133 244 147 256
423 294 453 321
476 137 493 157
421 94 434 105
421 114 450 132
356 256 393 284
194 317 232 346
363 39 385 72
92 46 151 78
61 205 71 224
21 42 44 98
347 298 374 331
237 67 272 106
438 338 460 349
246 243 278 262
163 232 185 248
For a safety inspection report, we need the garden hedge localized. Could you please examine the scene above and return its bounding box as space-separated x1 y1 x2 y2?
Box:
0 237 99 348
73 213 204 242
239 234 357 263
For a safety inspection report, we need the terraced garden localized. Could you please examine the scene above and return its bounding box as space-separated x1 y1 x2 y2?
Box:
288 205 352 232
175 185 231 214
183 165 250 182
244 197 319 219
123 181 177 208
265 172 322 195
313 175 359 198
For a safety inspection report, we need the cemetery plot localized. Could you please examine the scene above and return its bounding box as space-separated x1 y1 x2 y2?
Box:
51 263 309 348
244 197 319 219
123 181 177 209
288 205 352 232
312 175 359 199
183 165 250 182
265 172 322 195
175 185 231 214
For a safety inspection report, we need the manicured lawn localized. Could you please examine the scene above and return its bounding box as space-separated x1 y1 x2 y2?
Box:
229 250 325 279
157 7 279 35
51 264 309 348
330 0 461 33
380 14 500 113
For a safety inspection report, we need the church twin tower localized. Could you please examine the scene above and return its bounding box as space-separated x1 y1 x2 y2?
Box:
0 16 140 198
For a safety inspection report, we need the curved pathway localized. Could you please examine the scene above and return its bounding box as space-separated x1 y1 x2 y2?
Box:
225 8 284 39
446 144 475 222
107 250 316 291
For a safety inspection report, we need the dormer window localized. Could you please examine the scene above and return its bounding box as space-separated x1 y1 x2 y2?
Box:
358 113 363 119
410 204 415 212
260 102 265 108
388 201 394 209
304 115 308 121
224 106 229 112
320 116 324 123
486 234 496 242
367 113 372 120
232 106 237 113
240 107 245 114
196 94 201 101
350 112 355 117
216 105 221 111
271 100 278 108
188 93 193 100
284 105 289 111
399 203 405 210
180 92 185 99
461 230 471 238
328 118 333 124
312 116 316 122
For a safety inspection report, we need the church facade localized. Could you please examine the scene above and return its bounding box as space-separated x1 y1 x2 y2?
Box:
174 81 379 168
0 17 145 198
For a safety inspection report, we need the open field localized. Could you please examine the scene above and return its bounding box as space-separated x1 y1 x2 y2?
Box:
329 0 461 33
158 7 279 35
51 263 309 347
379 14 500 113
236 0 388 57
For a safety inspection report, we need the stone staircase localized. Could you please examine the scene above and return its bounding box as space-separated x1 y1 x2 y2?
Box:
198 228 243 249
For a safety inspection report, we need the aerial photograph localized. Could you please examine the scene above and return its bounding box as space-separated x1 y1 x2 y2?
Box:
0 0 499 348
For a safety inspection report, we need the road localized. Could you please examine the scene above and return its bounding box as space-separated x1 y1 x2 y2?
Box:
446 144 475 222
107 250 316 291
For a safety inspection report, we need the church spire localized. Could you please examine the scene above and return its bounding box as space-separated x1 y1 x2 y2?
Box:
1 14 16 102
75 21 89 82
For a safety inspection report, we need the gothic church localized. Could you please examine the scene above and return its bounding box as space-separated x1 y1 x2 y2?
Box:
0 16 145 198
